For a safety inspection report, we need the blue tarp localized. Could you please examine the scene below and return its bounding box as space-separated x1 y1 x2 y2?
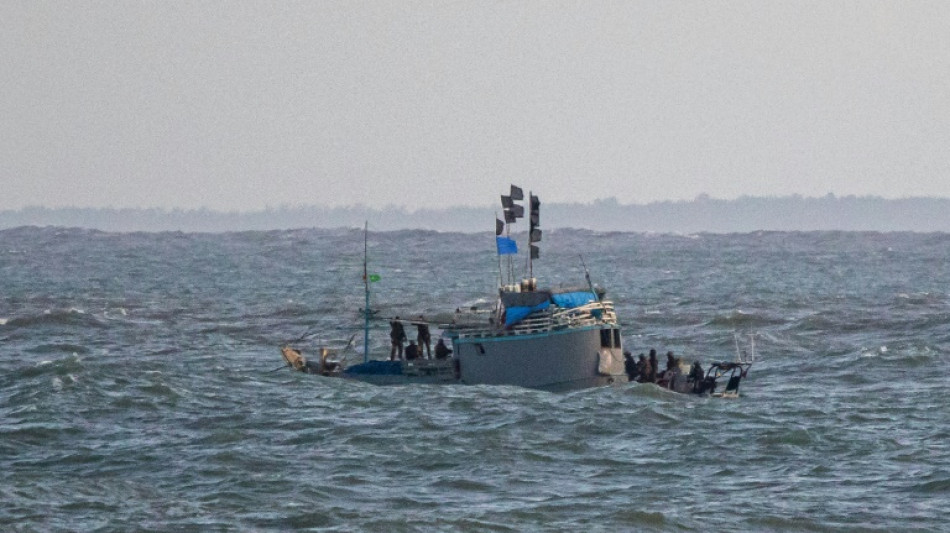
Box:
504 300 550 326
551 291 597 309
343 360 403 375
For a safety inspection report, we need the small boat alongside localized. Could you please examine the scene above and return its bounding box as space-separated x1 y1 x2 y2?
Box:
631 334 756 398
655 360 753 398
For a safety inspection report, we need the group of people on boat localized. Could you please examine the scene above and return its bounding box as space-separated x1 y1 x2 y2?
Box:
390 316 453 361
624 348 709 393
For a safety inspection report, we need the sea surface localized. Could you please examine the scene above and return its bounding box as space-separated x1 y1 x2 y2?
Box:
2 227 948 532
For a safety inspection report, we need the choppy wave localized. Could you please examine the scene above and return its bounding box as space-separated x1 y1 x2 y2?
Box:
5 309 106 330
1 227 948 531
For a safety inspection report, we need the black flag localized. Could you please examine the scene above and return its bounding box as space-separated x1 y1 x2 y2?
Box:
530 245 540 259
508 204 524 218
496 218 505 236
530 228 542 243
500 195 513 209
529 193 540 226
504 210 517 223
510 184 524 201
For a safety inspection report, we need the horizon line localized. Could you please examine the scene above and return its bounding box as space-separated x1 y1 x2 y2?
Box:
4 192 950 214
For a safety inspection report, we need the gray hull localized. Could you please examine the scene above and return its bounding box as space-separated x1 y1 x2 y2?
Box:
336 326 627 392
454 326 627 392
341 373 456 386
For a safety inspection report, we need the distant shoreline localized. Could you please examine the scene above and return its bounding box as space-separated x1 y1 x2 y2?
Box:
3 195 950 233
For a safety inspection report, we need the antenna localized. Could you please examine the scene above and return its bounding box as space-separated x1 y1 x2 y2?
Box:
579 254 606 308
363 221 370 363
577 255 591 294
734 332 757 364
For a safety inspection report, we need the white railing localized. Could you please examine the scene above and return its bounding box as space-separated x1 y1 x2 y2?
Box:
447 300 618 339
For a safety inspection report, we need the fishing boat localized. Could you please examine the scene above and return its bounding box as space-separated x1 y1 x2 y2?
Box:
279 185 629 392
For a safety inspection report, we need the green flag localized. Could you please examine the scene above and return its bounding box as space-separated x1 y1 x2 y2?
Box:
368 274 381 282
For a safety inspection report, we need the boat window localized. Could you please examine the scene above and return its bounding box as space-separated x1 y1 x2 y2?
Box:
600 329 612 348
613 329 621 348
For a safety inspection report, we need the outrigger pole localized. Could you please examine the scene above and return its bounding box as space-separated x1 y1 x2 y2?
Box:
363 221 370 364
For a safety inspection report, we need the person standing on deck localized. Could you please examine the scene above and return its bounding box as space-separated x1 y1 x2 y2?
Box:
666 351 676 373
636 354 648 383
623 350 638 382
689 361 705 392
390 317 407 360
659 351 676 383
648 349 659 383
416 315 432 359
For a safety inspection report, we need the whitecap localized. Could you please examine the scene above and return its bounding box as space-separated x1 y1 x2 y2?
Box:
0 317 7 325
860 345 888 357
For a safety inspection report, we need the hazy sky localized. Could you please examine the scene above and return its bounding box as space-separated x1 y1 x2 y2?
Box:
3 1 949 211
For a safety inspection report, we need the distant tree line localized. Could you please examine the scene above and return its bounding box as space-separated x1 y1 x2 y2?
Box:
2 195 950 233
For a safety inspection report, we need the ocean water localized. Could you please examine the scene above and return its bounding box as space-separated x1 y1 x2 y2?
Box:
1 226 948 532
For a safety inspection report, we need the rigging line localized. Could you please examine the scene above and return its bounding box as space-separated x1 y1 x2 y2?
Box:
363 221 370 364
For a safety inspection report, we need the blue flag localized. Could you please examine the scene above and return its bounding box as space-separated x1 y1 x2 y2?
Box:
496 236 518 255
